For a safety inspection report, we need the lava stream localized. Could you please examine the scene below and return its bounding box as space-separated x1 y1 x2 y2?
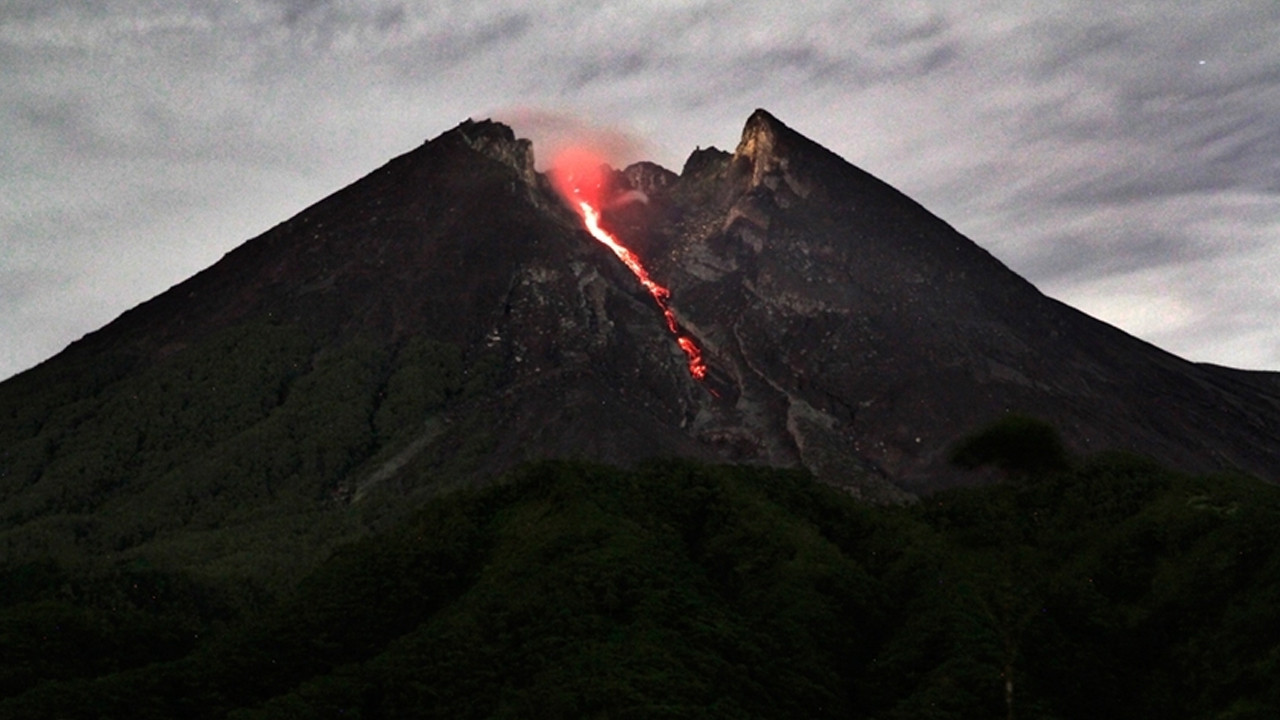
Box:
576 200 708 381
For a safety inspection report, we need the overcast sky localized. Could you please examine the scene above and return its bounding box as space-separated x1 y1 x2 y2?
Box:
3 1 1279 381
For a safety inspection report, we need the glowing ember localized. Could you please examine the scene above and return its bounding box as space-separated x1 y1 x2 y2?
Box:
551 149 709 381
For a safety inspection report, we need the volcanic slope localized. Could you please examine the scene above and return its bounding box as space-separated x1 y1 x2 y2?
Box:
1 111 1278 576
626 109 1280 494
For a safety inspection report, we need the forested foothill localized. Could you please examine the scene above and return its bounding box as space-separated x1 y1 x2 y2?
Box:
2 417 1278 718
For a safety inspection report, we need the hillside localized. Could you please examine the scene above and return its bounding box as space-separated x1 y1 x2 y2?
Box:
3 446 1279 718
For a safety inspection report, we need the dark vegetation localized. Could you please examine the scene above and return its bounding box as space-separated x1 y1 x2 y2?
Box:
2 416 1279 717
0 322 497 591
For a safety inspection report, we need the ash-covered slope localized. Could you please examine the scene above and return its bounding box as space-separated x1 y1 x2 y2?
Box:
1 108 1277 565
619 109 1280 493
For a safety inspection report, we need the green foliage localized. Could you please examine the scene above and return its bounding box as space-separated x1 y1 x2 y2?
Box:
0 559 235 701
1 435 1279 717
373 337 463 446
0 322 481 590
949 414 1070 476
0 462 898 718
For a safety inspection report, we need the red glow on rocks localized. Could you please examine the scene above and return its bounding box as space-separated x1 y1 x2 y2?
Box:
549 147 609 212
551 147 709 382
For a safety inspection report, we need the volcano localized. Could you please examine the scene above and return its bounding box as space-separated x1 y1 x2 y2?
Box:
2 108 1279 557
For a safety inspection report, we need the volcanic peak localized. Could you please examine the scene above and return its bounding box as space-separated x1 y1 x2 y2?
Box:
454 118 537 186
729 108 826 201
621 161 678 196
735 109 782 169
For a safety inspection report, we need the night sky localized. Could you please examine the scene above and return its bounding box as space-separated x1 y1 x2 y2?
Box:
3 1 1278 380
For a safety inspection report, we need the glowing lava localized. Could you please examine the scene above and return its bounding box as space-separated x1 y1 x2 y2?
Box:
551 149 708 381
578 202 708 379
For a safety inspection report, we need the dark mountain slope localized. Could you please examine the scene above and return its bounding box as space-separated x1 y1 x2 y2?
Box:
618 110 1280 492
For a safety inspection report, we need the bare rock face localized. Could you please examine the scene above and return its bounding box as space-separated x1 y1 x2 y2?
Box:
455 118 538 187
593 109 1280 496
620 162 678 196
8 110 1280 511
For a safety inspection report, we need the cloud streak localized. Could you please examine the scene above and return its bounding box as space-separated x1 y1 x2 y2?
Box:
2 0 1278 379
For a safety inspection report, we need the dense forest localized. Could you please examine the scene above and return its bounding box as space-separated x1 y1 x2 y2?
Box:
2 417 1278 718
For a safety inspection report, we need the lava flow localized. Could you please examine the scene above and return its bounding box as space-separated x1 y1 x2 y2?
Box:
551 149 708 381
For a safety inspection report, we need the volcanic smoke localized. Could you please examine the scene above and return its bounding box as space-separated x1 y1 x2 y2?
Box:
550 148 708 381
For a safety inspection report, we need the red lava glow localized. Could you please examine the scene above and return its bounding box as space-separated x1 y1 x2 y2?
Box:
551 147 709 382
548 146 609 210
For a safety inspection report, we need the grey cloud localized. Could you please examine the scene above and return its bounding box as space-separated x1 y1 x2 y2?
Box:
541 2 960 101
869 12 947 47
11 94 181 160
568 52 654 89
11 97 89 146
274 0 331 26
1020 95 1280 207
0 267 72 306
1017 227 1209 284
977 13 1280 221
374 5 408 32
1028 21 1140 80
736 27 958 86
380 11 532 76
0 1 109 21
434 11 532 60
264 0 419 53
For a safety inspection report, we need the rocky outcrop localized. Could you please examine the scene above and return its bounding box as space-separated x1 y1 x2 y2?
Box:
610 110 1280 494
455 119 537 187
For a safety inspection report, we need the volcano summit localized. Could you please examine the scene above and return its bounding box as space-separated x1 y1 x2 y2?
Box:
2 109 1278 548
